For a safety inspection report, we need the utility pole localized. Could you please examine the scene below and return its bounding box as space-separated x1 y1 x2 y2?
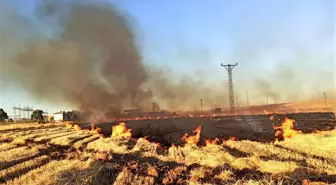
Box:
152 102 155 112
194 104 196 112
221 63 238 115
266 95 269 105
236 94 239 108
18 104 21 120
13 102 16 121
245 90 250 107
323 92 327 107
200 99 203 113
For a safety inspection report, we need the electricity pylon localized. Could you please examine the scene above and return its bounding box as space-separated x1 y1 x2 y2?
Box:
221 63 238 115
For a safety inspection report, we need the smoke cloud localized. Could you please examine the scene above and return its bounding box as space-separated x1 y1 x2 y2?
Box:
0 0 334 117
1 0 228 117
2 0 154 117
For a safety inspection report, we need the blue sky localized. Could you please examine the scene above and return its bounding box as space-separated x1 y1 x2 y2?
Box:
0 0 335 115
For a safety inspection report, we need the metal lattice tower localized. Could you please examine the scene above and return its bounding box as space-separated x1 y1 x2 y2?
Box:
221 63 238 115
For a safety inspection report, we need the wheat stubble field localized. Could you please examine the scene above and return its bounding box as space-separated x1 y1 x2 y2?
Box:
0 113 335 185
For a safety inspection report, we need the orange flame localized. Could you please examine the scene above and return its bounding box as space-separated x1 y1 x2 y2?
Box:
147 167 158 177
229 136 237 141
273 117 302 140
222 136 237 144
65 123 73 129
264 110 271 115
74 125 81 131
312 129 321 134
112 122 132 139
181 125 201 145
89 122 101 135
91 127 102 135
205 138 219 146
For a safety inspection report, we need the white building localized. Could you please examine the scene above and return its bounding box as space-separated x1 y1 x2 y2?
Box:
53 112 64 122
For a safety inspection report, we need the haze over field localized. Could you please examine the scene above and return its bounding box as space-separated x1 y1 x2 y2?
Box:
0 0 335 115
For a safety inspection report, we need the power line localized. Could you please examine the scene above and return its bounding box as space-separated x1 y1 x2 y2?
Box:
221 63 238 115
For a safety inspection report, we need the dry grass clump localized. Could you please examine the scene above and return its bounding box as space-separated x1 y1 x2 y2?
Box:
304 158 336 175
33 131 77 143
0 122 62 132
131 138 162 154
258 160 298 174
52 160 103 185
162 166 188 185
230 156 260 170
114 167 155 185
214 170 234 182
72 135 100 149
0 146 44 170
49 131 91 146
86 137 130 153
274 130 336 161
10 128 71 145
175 144 235 167
0 143 17 152
223 140 306 161
5 159 96 185
0 155 50 182
1 127 64 139
231 177 286 185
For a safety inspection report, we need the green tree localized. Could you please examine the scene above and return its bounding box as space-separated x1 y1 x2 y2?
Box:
31 110 44 123
0 109 8 122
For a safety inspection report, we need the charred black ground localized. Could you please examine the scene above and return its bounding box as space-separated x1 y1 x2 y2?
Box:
75 112 336 146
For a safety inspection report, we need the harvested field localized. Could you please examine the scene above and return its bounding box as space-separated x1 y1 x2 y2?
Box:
0 112 335 185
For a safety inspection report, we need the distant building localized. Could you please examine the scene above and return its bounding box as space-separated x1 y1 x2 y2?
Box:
53 110 81 122
53 111 64 122
212 108 222 113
